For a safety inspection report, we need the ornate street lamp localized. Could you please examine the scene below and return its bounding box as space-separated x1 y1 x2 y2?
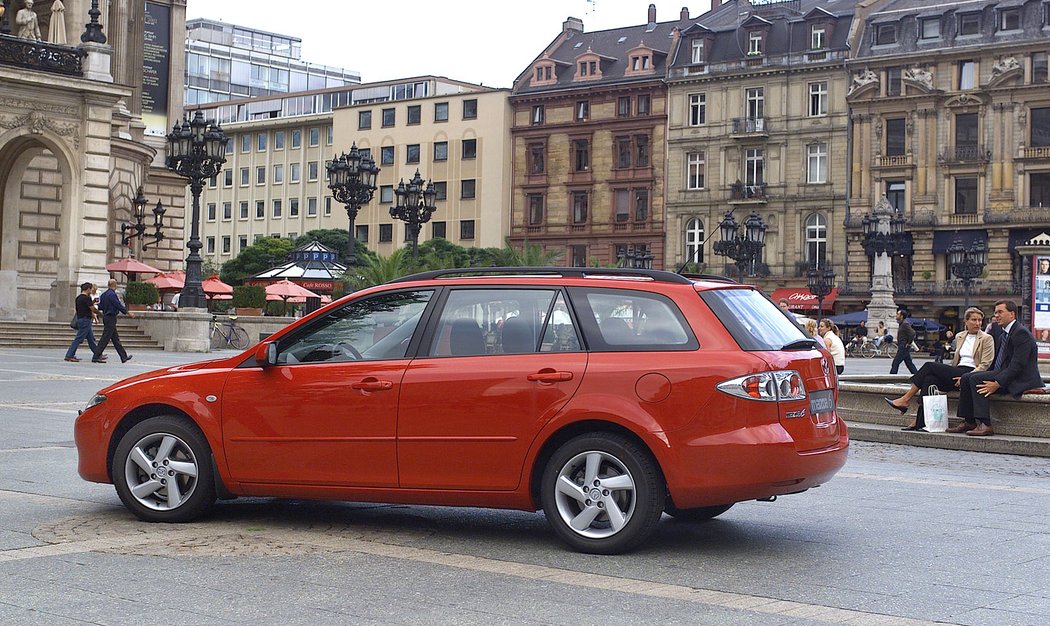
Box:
617 246 654 269
327 143 379 265
120 187 166 250
391 169 437 260
165 110 227 310
713 210 766 278
947 236 988 308
807 265 836 322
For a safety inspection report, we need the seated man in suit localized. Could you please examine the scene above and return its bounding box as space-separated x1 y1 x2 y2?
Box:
950 300 1044 436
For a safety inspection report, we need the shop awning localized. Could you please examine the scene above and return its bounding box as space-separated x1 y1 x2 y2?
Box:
932 230 987 255
770 288 838 311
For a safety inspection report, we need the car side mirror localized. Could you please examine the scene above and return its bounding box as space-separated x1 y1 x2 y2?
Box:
255 342 278 367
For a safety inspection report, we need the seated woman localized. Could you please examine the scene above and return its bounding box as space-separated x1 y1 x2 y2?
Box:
884 308 993 430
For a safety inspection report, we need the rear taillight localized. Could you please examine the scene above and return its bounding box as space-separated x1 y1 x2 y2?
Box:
716 371 807 402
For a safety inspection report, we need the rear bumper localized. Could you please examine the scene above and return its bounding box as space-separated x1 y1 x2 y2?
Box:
663 419 849 509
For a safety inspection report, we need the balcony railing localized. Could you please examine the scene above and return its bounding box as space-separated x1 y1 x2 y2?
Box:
729 183 768 201
731 118 770 135
0 34 85 77
940 144 990 163
984 205 1050 224
874 154 912 167
1020 146 1050 159
838 280 1021 297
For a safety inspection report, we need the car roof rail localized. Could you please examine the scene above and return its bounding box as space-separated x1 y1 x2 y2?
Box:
389 266 697 285
678 273 739 284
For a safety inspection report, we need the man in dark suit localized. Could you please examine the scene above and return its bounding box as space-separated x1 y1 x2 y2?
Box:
950 300 1043 436
92 279 134 364
889 308 918 375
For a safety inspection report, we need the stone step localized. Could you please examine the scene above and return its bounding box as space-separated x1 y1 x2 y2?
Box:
844 421 1050 458
0 321 164 350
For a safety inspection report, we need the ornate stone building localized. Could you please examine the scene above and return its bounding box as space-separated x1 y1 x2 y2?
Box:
508 5 694 268
845 0 1050 326
666 0 854 300
0 0 187 321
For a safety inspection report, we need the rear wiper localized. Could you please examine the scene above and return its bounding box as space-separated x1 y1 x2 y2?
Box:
781 339 820 350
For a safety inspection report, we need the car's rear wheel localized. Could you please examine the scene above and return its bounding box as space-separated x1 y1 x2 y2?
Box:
664 502 734 522
112 416 216 522
541 433 664 554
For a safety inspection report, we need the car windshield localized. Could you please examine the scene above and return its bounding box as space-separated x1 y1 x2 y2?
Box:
700 288 809 351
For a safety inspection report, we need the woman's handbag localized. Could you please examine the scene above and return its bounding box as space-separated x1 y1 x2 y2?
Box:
69 316 78 330
923 391 949 432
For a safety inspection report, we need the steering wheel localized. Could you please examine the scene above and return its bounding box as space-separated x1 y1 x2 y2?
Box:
335 342 362 360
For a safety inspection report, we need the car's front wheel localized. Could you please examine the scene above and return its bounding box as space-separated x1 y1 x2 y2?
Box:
112 416 216 522
540 433 664 554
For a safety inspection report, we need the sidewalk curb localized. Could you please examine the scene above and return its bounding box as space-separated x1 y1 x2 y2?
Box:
845 421 1050 458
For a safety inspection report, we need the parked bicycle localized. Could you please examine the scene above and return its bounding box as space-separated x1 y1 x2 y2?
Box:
210 315 250 350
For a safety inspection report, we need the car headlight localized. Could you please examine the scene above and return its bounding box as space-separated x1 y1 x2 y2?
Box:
85 394 107 410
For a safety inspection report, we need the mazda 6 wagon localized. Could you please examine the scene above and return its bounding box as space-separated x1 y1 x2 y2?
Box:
75 267 848 554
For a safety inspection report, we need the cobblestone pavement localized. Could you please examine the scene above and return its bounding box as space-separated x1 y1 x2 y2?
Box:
849 440 1050 478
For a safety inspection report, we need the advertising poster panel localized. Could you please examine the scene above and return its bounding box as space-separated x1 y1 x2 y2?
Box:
1035 255 1050 358
143 2 171 136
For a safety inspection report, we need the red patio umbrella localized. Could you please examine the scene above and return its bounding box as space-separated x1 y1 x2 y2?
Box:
264 279 320 301
145 271 185 291
202 274 233 298
106 257 161 282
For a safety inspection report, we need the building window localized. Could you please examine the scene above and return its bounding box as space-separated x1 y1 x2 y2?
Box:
689 93 706 126
291 129 301 148
573 139 590 171
527 193 544 225
614 190 629 222
238 235 248 251
223 169 233 187
382 108 395 127
685 218 704 264
272 199 282 218
290 163 300 183
257 132 267 151
327 126 333 145
528 142 545 174
206 236 215 254
578 60 597 76
807 143 828 184
207 202 216 221
380 185 394 204
809 81 828 117
273 164 283 184
958 13 980 36
434 181 447 201
571 244 588 267
209 174 217 189
308 161 318 181
381 146 394 166
887 66 902 96
307 197 317 216
805 214 827 267
920 18 940 39
886 180 906 212
532 105 545 125
240 167 249 186
274 131 285 150
222 202 232 220
434 141 448 161
406 144 420 164
617 96 631 117
955 112 979 150
1032 107 1050 146
407 105 421 125
256 166 265 184
463 99 478 119
748 31 762 54
572 191 588 223
435 102 449 122
687 152 705 189
379 223 393 242
998 8 1020 31
959 60 976 90
875 23 897 45
811 25 826 49
955 177 978 214
576 100 589 121
239 201 248 219
324 197 332 215
462 138 477 159
637 94 651 116
886 118 906 156
1034 52 1049 84
616 136 632 169
746 87 764 120
691 39 705 63
241 135 250 153
460 220 475 240
635 135 649 168
432 221 446 239
745 148 764 185
634 189 649 221
630 54 651 71
255 200 265 218
289 198 299 217
309 127 319 146
461 179 476 199
359 110 372 130
1030 172 1050 207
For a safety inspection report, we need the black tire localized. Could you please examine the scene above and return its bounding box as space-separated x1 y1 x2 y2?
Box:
230 326 250 350
540 433 664 554
665 502 734 522
112 415 217 522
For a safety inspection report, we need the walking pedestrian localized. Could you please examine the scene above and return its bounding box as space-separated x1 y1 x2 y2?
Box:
64 282 102 362
93 279 133 364
889 308 918 375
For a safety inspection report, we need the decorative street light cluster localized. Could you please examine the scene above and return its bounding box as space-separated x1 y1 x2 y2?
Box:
860 211 911 257
165 110 227 310
391 169 437 260
120 187 166 250
617 246 654 269
947 236 988 308
807 265 836 322
713 210 767 278
326 143 379 266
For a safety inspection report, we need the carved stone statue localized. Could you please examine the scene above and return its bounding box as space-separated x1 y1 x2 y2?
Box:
849 68 878 94
16 0 42 41
991 55 1021 77
48 0 67 45
903 66 933 90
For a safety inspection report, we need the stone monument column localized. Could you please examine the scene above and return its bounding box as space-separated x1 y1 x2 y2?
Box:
865 195 901 337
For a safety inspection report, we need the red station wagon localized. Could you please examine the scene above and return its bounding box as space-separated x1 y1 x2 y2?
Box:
75 268 848 554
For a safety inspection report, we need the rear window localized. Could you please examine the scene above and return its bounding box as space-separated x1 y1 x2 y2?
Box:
700 288 808 351
568 287 698 351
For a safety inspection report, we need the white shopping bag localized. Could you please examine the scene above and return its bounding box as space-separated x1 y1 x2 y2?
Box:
923 394 948 432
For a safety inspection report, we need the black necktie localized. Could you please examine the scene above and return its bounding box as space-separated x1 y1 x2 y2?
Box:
993 330 1008 370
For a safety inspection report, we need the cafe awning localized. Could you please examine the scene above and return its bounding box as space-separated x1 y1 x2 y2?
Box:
770 288 838 311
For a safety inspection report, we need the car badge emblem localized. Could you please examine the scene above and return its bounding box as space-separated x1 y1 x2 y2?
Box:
821 358 830 377
785 409 807 419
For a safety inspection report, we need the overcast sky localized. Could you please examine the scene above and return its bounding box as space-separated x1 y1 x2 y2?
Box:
186 1 713 88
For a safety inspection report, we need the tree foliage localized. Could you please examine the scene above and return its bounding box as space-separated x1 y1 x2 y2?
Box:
219 237 295 286
344 247 413 290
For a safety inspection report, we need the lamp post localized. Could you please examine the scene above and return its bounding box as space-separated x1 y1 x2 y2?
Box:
807 265 836 322
165 110 227 310
120 187 166 251
713 210 766 278
326 143 379 266
859 195 913 339
390 169 437 260
617 246 654 269
947 236 988 309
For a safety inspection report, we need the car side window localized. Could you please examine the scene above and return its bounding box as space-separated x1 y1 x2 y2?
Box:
427 288 559 357
539 292 582 352
275 290 432 365
569 288 697 351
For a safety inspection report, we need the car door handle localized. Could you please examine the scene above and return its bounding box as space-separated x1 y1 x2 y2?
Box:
351 378 393 391
527 371 573 383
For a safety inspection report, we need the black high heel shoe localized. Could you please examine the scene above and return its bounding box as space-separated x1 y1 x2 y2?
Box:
884 397 908 415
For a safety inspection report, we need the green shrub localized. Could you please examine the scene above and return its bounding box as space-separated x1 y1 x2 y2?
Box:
125 281 159 305
231 285 266 308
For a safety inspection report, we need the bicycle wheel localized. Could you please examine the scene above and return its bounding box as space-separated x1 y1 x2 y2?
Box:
209 326 225 350
861 343 876 358
230 326 251 350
